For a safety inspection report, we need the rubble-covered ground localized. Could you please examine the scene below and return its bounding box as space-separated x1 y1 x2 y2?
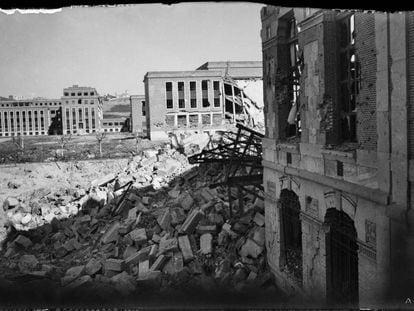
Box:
0 143 290 308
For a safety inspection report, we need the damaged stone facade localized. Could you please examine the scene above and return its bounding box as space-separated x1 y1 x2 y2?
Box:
143 61 264 141
261 7 414 306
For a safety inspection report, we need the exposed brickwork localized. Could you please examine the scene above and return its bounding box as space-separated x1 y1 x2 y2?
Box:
355 13 377 150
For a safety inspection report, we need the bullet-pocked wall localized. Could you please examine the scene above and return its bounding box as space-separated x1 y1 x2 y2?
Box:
261 7 414 307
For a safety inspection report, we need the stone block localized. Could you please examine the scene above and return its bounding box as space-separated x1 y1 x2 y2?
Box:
157 209 171 230
158 237 178 255
62 265 84 286
200 233 213 255
149 244 158 260
181 209 203 234
101 222 121 244
178 235 194 262
85 258 102 275
13 235 32 249
196 225 217 234
3 197 19 210
105 259 124 272
138 260 150 278
125 246 151 266
253 212 265 226
252 227 265 247
150 254 169 271
128 228 147 245
239 239 264 259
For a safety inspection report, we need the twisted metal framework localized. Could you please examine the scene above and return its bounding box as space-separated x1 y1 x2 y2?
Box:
189 123 264 216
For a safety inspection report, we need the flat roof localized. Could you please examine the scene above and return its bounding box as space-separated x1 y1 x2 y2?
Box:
197 61 262 79
144 70 223 80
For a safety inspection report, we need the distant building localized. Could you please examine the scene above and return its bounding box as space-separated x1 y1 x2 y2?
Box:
130 95 146 135
61 85 102 135
0 98 62 136
143 61 264 140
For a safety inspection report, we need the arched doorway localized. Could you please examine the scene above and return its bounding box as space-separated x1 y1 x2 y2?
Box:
279 189 303 282
324 208 359 305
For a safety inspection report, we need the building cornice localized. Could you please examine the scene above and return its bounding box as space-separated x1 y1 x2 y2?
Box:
262 159 390 205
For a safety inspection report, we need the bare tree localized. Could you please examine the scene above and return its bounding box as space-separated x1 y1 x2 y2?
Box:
95 130 107 158
56 134 72 159
12 134 25 163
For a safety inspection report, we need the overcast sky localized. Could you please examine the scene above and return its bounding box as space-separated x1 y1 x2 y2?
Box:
0 2 264 99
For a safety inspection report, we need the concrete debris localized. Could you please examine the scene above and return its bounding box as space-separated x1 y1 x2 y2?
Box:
105 258 124 272
200 233 213 255
0 143 270 297
178 235 194 262
101 222 121 244
3 197 19 210
180 209 203 234
85 258 102 275
13 235 32 249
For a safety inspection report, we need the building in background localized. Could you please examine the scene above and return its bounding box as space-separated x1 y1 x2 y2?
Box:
0 98 62 137
61 85 102 135
143 61 264 141
260 6 414 306
130 95 146 135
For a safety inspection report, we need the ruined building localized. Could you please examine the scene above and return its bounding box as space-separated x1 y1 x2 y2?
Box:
143 61 264 140
261 7 414 306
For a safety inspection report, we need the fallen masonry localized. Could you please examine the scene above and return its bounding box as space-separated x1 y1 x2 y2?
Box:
0 140 277 303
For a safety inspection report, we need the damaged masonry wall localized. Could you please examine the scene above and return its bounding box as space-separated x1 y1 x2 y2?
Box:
144 62 264 141
261 6 414 307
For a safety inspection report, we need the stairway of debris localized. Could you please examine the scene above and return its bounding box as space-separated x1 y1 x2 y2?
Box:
0 142 280 306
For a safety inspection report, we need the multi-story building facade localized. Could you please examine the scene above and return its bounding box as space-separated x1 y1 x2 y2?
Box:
61 85 103 135
0 98 62 136
143 61 263 140
261 7 414 307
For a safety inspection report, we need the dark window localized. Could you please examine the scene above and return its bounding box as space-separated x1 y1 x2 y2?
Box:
190 81 197 108
338 14 358 142
84 92 88 96
166 82 173 109
213 81 220 107
337 160 344 177
142 101 146 116
71 93 75 96
287 152 292 165
64 92 69 96
202 80 209 108
286 17 302 139
178 82 185 108
90 92 95 96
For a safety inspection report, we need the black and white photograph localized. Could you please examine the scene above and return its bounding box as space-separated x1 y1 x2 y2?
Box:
0 2 413 309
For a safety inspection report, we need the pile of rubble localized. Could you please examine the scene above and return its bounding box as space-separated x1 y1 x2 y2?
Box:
0 144 276 303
